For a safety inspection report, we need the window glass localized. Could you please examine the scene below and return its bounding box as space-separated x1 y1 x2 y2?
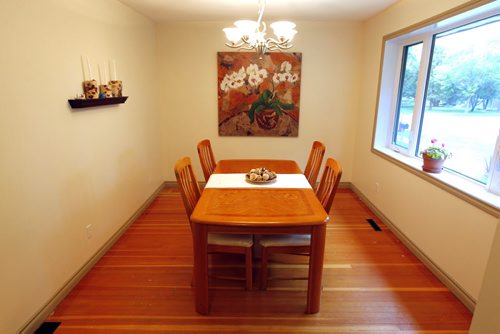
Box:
394 43 423 149
418 18 500 183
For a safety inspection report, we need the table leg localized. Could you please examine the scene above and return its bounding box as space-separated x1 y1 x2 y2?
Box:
192 223 209 314
306 224 326 314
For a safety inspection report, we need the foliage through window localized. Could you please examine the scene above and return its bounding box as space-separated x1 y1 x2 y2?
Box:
376 3 499 190
418 18 499 184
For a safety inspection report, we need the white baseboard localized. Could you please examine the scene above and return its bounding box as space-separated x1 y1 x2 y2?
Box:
19 182 166 334
349 183 476 312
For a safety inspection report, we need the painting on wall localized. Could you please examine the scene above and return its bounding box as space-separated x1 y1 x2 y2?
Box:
217 52 302 137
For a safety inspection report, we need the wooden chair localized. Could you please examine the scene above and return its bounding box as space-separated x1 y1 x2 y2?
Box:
197 139 217 182
303 141 326 188
259 157 342 290
174 156 253 290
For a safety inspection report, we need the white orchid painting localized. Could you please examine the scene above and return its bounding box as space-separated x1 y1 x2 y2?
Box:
217 52 302 137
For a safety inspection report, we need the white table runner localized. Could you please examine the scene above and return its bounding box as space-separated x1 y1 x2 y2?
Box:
205 173 311 189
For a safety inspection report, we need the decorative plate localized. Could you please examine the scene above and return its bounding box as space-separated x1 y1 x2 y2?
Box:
245 175 277 184
245 167 277 184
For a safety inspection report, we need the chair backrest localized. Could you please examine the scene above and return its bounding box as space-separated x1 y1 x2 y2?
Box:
315 157 342 213
197 139 217 182
174 156 202 219
304 141 326 188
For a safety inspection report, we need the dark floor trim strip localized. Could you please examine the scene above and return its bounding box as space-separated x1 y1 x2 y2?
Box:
367 218 382 231
35 322 61 334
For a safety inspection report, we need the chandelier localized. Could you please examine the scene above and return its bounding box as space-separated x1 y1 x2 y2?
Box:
223 0 297 58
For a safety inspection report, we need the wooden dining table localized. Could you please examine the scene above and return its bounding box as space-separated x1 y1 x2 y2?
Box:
190 159 329 314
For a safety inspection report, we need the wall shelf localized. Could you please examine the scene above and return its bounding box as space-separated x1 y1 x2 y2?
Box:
68 96 128 109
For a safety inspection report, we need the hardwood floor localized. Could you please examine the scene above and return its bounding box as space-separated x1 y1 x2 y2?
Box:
46 187 472 333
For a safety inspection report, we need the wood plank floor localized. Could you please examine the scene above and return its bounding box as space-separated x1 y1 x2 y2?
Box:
45 187 472 333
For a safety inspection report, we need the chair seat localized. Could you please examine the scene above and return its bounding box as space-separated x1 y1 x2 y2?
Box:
208 233 253 247
259 234 311 247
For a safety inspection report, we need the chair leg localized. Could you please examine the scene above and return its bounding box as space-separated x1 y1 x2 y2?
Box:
260 247 269 290
245 247 253 290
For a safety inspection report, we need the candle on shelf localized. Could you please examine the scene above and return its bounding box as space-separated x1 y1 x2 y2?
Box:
104 65 108 84
81 55 98 99
81 55 87 81
108 59 112 82
98 64 103 85
98 64 112 98
86 56 93 80
108 59 122 97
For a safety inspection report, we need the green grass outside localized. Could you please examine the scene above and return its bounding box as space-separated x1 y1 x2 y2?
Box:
400 106 500 116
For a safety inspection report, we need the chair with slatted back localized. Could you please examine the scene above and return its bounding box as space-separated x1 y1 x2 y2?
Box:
174 156 253 290
303 141 326 188
197 139 217 182
259 157 342 290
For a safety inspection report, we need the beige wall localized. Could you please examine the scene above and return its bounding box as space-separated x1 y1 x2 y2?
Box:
470 222 500 333
156 21 363 182
0 0 162 332
353 0 498 301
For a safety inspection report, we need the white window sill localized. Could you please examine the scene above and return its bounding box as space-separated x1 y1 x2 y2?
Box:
373 147 500 217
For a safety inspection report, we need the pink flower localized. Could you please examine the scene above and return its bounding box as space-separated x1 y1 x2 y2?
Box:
431 138 437 144
441 143 445 147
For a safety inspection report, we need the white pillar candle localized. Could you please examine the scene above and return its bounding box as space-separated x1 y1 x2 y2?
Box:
86 56 93 80
104 65 108 84
98 64 103 85
81 55 87 81
108 59 112 83
113 59 117 80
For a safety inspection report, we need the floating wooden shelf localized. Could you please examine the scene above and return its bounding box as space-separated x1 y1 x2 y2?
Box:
68 96 128 109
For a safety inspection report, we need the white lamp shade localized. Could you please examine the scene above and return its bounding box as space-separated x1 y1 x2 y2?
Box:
223 27 242 43
270 21 296 32
284 29 297 41
234 20 259 36
271 21 297 41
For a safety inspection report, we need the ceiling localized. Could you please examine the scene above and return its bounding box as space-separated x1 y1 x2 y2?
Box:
118 0 399 22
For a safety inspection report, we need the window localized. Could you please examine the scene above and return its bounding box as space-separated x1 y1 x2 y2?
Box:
419 18 499 184
374 2 500 211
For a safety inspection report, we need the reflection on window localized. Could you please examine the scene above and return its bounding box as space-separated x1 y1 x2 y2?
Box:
394 43 422 149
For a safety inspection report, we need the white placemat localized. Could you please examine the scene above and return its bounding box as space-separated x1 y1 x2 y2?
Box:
205 173 311 189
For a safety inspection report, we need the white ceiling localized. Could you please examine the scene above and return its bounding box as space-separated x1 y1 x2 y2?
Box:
118 0 398 22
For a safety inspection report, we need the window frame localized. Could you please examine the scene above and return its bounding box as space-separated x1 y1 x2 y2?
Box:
372 0 500 217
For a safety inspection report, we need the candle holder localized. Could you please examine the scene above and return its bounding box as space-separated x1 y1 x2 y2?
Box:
109 80 122 97
83 80 99 99
99 84 113 98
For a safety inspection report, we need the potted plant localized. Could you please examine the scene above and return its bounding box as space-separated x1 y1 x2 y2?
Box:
419 138 452 173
